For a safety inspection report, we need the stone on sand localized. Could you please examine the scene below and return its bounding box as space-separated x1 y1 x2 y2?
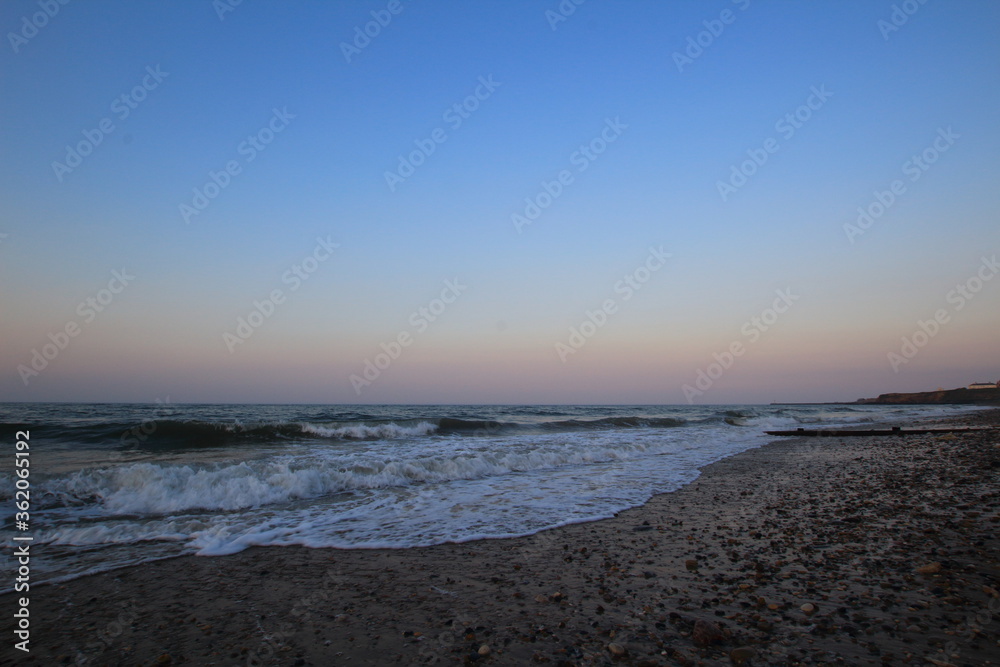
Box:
692 618 724 646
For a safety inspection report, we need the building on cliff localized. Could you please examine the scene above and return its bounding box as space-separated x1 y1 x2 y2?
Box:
968 381 999 389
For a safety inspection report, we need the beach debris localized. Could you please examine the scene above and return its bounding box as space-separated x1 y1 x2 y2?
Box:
915 562 942 575
730 646 757 665
692 618 724 646
607 642 627 657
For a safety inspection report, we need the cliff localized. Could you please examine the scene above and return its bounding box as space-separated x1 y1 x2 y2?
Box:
856 386 1000 405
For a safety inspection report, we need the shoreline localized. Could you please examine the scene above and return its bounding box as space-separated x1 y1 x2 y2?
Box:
4 409 999 665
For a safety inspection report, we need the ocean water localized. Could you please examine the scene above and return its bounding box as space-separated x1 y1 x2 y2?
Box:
0 402 981 589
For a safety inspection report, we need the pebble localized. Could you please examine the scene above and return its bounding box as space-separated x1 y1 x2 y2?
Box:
692 618 724 646
607 642 626 656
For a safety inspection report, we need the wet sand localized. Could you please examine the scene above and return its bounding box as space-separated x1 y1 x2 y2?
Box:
3 409 999 666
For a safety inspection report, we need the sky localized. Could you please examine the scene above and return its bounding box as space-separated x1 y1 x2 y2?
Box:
1 0 998 405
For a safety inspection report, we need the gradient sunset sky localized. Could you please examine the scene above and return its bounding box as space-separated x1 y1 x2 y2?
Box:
2 0 998 404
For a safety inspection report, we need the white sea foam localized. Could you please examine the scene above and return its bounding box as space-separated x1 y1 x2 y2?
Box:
299 421 438 439
37 432 709 515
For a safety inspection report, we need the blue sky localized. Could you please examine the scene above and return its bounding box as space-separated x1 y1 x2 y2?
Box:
1 0 998 404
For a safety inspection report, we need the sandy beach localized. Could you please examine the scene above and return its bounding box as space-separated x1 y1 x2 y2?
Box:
4 409 999 666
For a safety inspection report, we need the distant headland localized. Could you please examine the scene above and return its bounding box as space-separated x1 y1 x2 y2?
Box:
773 381 1000 406
855 381 1000 405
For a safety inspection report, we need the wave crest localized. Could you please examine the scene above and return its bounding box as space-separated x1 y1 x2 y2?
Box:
33 436 685 515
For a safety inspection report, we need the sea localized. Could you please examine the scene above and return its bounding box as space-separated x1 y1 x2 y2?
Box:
0 402 982 590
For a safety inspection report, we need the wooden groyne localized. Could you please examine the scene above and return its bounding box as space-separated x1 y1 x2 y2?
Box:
764 426 996 437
